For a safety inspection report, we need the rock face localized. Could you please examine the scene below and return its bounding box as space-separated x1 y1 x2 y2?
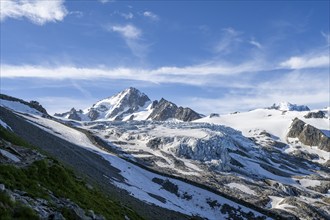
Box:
67 108 82 120
304 111 326 119
148 98 201 121
287 118 330 151
268 102 310 111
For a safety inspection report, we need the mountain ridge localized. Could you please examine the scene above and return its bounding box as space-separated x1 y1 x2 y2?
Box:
55 87 202 122
268 101 310 111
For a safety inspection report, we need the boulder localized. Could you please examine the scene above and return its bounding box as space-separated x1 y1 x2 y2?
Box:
304 111 326 119
287 118 330 152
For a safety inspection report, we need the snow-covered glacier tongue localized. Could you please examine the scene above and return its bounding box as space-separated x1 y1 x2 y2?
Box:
84 121 259 173
82 119 330 220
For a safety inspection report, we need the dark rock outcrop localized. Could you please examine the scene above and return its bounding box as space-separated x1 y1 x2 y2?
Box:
304 111 326 119
148 98 201 122
88 109 99 121
67 108 82 121
287 118 330 152
209 113 220 118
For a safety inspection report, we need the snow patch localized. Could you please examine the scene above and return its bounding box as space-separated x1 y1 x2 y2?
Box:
0 149 20 162
226 183 256 195
0 99 42 116
0 119 12 130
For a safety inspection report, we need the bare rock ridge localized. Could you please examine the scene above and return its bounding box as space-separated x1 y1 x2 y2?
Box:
55 87 202 122
147 98 201 121
304 111 326 119
287 117 330 152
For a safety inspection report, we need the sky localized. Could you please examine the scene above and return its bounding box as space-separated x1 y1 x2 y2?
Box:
0 0 329 115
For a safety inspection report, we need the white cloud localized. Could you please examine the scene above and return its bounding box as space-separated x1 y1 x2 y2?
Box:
111 24 141 39
69 11 83 18
120 12 134 20
107 24 148 58
0 60 266 86
280 54 329 69
0 0 68 25
98 0 113 4
185 70 329 114
143 11 159 21
214 27 242 54
321 31 330 46
249 40 262 49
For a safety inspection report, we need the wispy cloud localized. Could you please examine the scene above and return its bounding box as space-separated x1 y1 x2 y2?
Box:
186 70 329 114
249 39 262 49
321 31 330 46
111 24 141 39
0 0 68 25
69 11 83 18
280 54 329 69
98 0 114 4
71 81 93 99
214 27 242 54
120 12 134 20
107 24 149 59
143 11 159 21
0 59 266 86
37 96 95 114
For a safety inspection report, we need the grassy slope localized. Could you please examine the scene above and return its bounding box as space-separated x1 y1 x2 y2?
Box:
0 127 143 220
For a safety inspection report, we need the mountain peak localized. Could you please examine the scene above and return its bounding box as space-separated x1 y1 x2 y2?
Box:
90 87 151 120
125 87 140 93
268 102 310 111
55 88 201 122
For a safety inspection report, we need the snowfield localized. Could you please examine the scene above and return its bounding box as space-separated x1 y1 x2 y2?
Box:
196 108 330 140
0 99 42 116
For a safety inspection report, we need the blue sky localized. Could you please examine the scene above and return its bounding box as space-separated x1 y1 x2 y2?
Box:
1 0 329 114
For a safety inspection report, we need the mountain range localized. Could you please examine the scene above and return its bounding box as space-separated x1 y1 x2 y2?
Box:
55 87 202 122
0 88 329 220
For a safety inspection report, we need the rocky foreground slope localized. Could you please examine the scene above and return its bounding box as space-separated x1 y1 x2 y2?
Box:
0 126 142 220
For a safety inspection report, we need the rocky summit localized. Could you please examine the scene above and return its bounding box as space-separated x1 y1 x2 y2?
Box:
147 98 201 121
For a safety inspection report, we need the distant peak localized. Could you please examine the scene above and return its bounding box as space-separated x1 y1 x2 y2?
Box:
268 102 310 111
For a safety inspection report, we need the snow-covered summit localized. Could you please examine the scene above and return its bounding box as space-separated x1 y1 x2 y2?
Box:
55 87 201 122
268 102 310 111
56 87 151 121
89 87 151 120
